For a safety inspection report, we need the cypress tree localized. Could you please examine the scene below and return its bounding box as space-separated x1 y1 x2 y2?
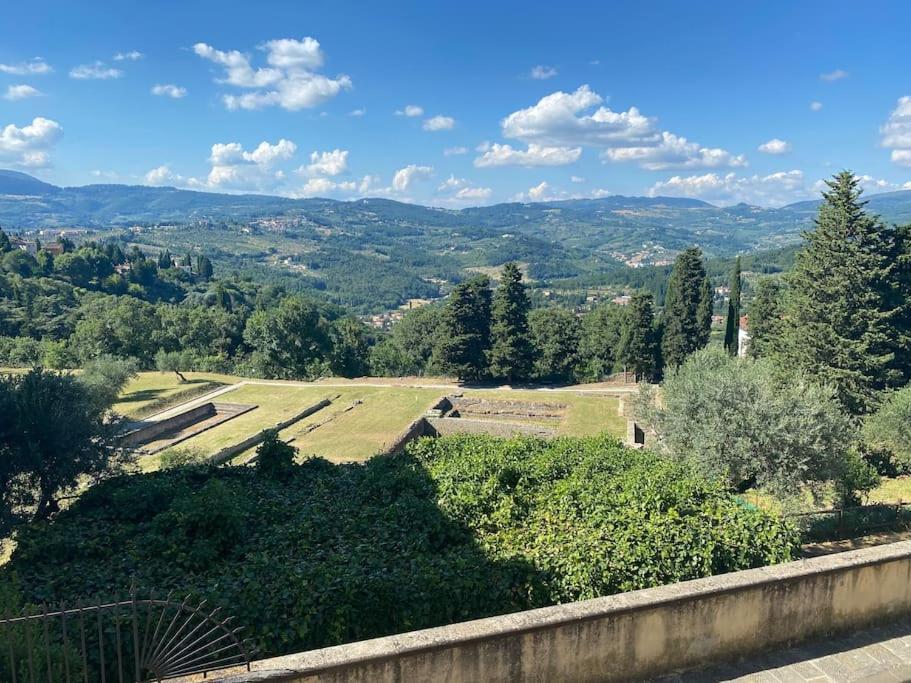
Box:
746 277 782 359
618 292 658 382
661 247 712 369
488 262 533 383
723 256 742 356
776 171 908 414
433 275 492 381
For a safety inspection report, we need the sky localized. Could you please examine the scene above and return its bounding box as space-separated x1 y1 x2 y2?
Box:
1 0 910 208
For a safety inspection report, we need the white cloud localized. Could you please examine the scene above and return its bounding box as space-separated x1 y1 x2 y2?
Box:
423 115 455 131
591 188 612 198
602 131 747 170
812 174 906 195
444 146 468 156
151 84 187 98
396 104 424 117
0 58 52 75
530 65 557 80
455 186 492 201
70 61 123 80
820 69 848 82
500 84 743 170
348 108 366 117
113 51 143 62
193 38 351 111
0 117 63 168
810 101 823 112
474 142 582 167
904 181 911 190
296 176 357 197
434 175 492 204
303 149 348 176
881 96 911 167
528 181 551 200
144 165 183 186
570 175 585 183
3 85 42 101
392 164 433 192
758 138 792 155
194 138 297 192
648 170 809 207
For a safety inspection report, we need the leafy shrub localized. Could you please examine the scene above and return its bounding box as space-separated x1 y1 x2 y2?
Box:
158 446 207 469
864 386 911 474
4 434 797 660
255 429 296 477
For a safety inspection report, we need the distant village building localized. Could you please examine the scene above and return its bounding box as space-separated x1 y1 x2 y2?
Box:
738 316 750 357
10 238 64 256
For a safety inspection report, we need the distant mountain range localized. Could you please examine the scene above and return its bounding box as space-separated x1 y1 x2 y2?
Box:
3 169 911 256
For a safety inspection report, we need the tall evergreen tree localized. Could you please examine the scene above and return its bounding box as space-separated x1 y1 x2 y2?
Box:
723 256 742 356
157 249 172 270
433 275 492 381
661 247 712 369
747 278 783 359
775 171 908 414
618 292 658 382
488 263 533 383
578 303 625 381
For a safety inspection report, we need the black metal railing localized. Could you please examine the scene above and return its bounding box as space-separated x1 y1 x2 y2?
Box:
0 589 254 682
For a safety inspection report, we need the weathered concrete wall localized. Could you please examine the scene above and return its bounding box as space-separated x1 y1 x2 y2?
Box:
208 398 332 465
213 540 911 683
121 402 216 447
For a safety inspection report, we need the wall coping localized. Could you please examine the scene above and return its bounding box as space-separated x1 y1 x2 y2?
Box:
215 539 911 680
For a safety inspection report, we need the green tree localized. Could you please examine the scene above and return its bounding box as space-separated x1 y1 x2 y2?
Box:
618 293 658 382
79 354 140 409
0 369 127 534
487 263 533 383
155 349 194 382
747 278 783 359
433 276 492 381
196 255 214 280
635 348 858 502
577 303 625 381
0 228 10 252
370 305 443 376
529 307 581 383
243 295 331 379
157 249 172 270
722 256 741 356
774 171 908 414
328 317 371 378
863 386 911 473
660 247 712 369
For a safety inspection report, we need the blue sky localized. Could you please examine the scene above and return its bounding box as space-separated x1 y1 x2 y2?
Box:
1 0 910 207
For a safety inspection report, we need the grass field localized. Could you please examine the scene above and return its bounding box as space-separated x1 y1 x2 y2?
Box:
115 372 628 468
114 371 240 417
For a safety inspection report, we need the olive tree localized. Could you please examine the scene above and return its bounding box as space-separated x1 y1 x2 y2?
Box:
634 348 864 503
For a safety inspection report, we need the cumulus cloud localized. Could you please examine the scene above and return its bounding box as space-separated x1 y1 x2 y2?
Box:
527 181 552 200
0 58 52 75
757 138 792 155
820 69 848 82
144 165 183 186
810 101 823 112
296 176 357 197
113 51 143 61
0 117 63 168
423 115 455 131
3 85 42 101
348 108 366 117
434 175 492 204
151 84 187 98
570 175 585 183
882 96 911 167
70 61 123 80
602 131 747 170
392 164 433 192
497 84 744 170
444 146 468 156
474 142 581 167
648 170 811 207
303 149 348 176
192 138 297 192
530 65 557 80
396 104 423 117
193 38 351 111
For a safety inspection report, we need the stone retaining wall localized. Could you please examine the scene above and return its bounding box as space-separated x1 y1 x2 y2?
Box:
212 540 911 682
121 402 216 447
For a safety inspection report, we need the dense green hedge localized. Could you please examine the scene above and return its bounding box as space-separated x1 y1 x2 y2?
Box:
3 434 798 659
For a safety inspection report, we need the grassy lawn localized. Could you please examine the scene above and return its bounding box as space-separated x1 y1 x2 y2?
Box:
868 476 911 504
131 381 627 468
114 371 240 417
468 389 625 438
